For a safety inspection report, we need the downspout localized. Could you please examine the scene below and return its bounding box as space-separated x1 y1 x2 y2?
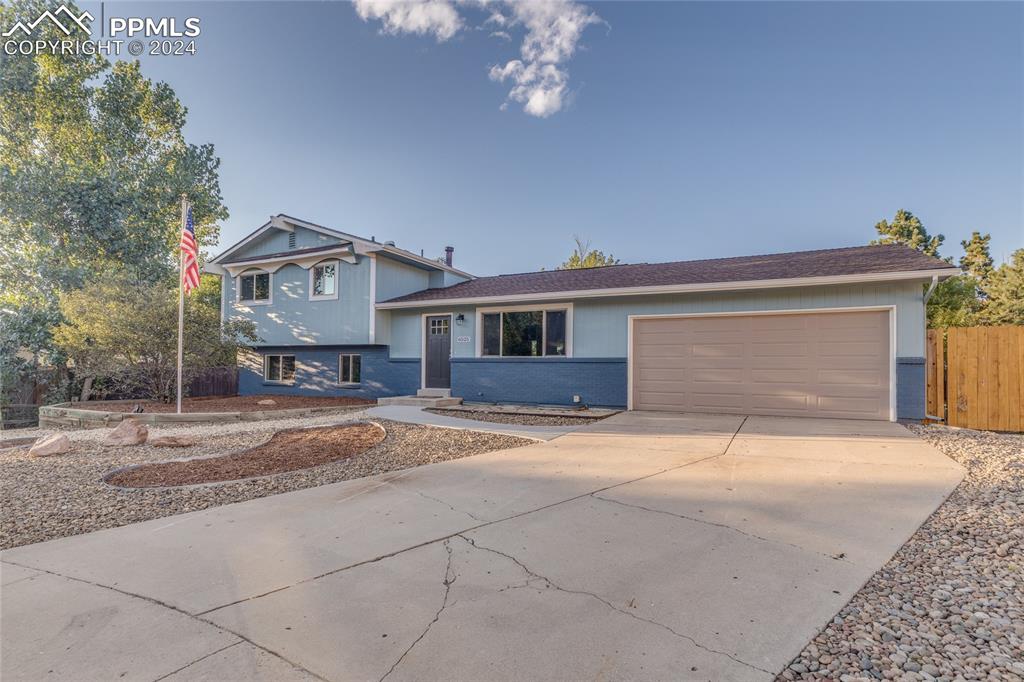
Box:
923 274 939 303
922 274 943 421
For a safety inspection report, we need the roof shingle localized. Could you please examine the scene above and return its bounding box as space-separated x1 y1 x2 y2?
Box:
380 244 954 305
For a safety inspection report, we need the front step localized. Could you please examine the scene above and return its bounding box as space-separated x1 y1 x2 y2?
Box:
416 388 452 398
377 395 463 408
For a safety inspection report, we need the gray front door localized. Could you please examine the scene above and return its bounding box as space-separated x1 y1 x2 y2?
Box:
424 315 451 389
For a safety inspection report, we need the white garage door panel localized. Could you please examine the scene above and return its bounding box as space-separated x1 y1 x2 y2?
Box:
631 310 891 420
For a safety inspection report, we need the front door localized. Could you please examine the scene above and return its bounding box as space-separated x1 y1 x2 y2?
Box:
424 315 452 389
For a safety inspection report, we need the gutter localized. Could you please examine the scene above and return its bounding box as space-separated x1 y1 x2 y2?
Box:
376 267 961 310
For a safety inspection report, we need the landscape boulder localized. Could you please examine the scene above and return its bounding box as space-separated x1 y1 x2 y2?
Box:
105 419 148 446
149 435 199 448
257 399 276 406
28 433 72 457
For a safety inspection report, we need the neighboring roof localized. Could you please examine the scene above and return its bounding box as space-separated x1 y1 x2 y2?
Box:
208 214 474 279
378 244 958 307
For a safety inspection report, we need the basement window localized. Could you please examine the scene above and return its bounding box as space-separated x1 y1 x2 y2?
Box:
338 354 361 385
264 354 295 383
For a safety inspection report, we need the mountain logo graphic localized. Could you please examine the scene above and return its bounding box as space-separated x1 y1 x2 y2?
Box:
3 5 94 37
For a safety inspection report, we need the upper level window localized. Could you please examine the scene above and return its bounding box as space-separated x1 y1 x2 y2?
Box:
239 272 270 303
481 308 568 357
310 261 338 300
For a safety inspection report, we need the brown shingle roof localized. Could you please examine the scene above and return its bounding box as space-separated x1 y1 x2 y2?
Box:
380 244 954 305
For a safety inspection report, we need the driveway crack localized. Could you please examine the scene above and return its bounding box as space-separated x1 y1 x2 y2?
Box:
412 489 487 523
379 539 456 681
0 559 330 682
152 640 242 681
456 535 771 675
588 494 850 563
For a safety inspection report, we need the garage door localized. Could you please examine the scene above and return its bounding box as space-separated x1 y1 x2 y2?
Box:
630 310 891 420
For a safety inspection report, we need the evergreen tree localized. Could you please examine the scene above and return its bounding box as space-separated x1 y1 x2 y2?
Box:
871 209 944 257
959 231 994 291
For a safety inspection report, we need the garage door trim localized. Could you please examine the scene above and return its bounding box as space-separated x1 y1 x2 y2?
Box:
626 305 897 421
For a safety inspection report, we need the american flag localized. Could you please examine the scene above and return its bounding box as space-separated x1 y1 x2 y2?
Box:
180 204 200 294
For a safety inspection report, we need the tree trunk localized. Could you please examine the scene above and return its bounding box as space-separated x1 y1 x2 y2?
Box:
79 376 93 402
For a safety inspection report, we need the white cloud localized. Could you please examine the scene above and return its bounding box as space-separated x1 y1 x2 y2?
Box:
353 0 463 42
487 0 601 117
353 0 602 117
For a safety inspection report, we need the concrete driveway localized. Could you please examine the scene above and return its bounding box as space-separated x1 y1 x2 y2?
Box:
1 412 963 681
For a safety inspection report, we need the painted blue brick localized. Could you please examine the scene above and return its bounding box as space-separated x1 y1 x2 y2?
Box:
896 357 926 421
451 358 627 408
239 346 420 400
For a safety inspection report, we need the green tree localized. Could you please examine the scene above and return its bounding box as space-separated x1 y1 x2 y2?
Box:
0 0 227 373
558 236 619 270
927 276 981 328
959 231 994 291
52 270 258 402
871 209 944 257
981 249 1024 325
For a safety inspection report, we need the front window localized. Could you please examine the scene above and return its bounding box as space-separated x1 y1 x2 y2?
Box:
481 309 568 357
264 354 295 382
239 272 270 303
339 354 361 384
311 262 337 299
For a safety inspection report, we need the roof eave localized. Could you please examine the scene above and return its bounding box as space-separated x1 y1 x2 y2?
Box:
374 267 961 309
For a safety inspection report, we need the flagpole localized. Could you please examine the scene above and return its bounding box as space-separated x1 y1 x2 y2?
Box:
176 194 187 414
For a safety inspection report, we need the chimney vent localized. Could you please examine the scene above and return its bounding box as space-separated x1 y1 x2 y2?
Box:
444 246 454 267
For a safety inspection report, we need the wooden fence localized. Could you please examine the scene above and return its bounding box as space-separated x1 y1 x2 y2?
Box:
188 366 238 397
926 326 1023 432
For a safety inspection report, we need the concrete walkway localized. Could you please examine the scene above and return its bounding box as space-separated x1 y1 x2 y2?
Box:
1 412 963 681
366 403 583 440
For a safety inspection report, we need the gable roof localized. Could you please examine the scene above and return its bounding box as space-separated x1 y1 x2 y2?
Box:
377 244 958 308
208 214 474 279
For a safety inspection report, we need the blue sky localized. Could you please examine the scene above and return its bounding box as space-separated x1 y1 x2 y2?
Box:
93 1 1022 276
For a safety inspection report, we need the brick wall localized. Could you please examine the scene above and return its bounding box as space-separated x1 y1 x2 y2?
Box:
896 357 926 420
239 346 420 399
451 357 627 408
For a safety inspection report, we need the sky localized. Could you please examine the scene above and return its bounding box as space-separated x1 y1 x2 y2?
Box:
84 0 1022 276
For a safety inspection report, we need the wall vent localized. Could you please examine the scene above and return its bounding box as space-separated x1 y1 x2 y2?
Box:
288 232 296 249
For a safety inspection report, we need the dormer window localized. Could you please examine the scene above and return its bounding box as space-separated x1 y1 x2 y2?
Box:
309 261 338 301
238 271 271 304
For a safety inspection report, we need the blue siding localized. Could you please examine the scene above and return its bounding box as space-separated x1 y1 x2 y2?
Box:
388 306 477 358
375 258 431 302
452 358 627 408
573 282 926 357
896 357 926 421
239 346 420 399
226 259 371 345
230 226 341 260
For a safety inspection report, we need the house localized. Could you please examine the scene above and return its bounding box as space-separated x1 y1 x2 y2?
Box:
206 215 959 421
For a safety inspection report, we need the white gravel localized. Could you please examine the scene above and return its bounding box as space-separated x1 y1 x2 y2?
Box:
780 425 1024 682
0 415 531 550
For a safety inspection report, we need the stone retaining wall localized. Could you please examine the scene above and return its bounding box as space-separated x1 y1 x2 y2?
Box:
39 402 367 429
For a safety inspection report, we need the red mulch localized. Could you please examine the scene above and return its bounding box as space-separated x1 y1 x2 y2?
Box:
74 395 374 413
106 423 386 487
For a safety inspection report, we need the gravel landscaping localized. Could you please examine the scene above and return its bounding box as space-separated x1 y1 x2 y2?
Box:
0 417 531 550
71 395 374 413
426 408 605 427
780 424 1024 682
